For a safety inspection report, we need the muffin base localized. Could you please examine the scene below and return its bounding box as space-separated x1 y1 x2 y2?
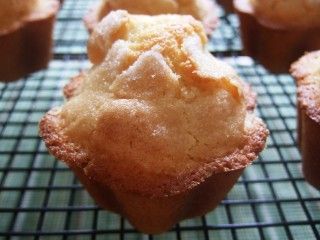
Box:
0 0 59 82
298 108 320 189
72 164 243 233
234 0 320 73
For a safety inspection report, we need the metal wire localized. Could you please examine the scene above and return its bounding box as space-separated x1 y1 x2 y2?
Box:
0 0 320 239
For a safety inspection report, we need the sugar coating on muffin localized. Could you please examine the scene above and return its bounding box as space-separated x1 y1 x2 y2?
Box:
296 53 320 83
250 0 320 29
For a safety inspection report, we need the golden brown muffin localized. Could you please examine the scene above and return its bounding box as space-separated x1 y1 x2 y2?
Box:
291 51 320 189
40 10 268 234
0 0 59 82
84 0 218 34
234 0 320 73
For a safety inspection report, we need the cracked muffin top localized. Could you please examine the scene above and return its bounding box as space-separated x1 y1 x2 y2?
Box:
250 0 320 29
40 10 268 197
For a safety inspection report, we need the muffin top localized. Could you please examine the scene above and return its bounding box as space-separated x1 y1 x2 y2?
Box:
62 9 247 167
41 10 268 197
291 51 320 122
96 0 216 26
250 0 320 29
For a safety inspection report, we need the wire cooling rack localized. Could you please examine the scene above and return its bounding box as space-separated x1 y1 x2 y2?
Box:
1 0 320 239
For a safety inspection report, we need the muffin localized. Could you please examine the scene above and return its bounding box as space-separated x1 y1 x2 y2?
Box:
84 0 218 34
234 0 320 73
40 10 268 234
290 51 320 189
0 0 59 82
217 0 234 12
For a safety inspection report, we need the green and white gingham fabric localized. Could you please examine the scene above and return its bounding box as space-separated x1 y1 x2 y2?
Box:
0 0 319 239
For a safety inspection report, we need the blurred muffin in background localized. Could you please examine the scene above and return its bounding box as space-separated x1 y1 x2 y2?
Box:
0 0 59 81
234 0 320 73
217 0 234 12
84 0 219 34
